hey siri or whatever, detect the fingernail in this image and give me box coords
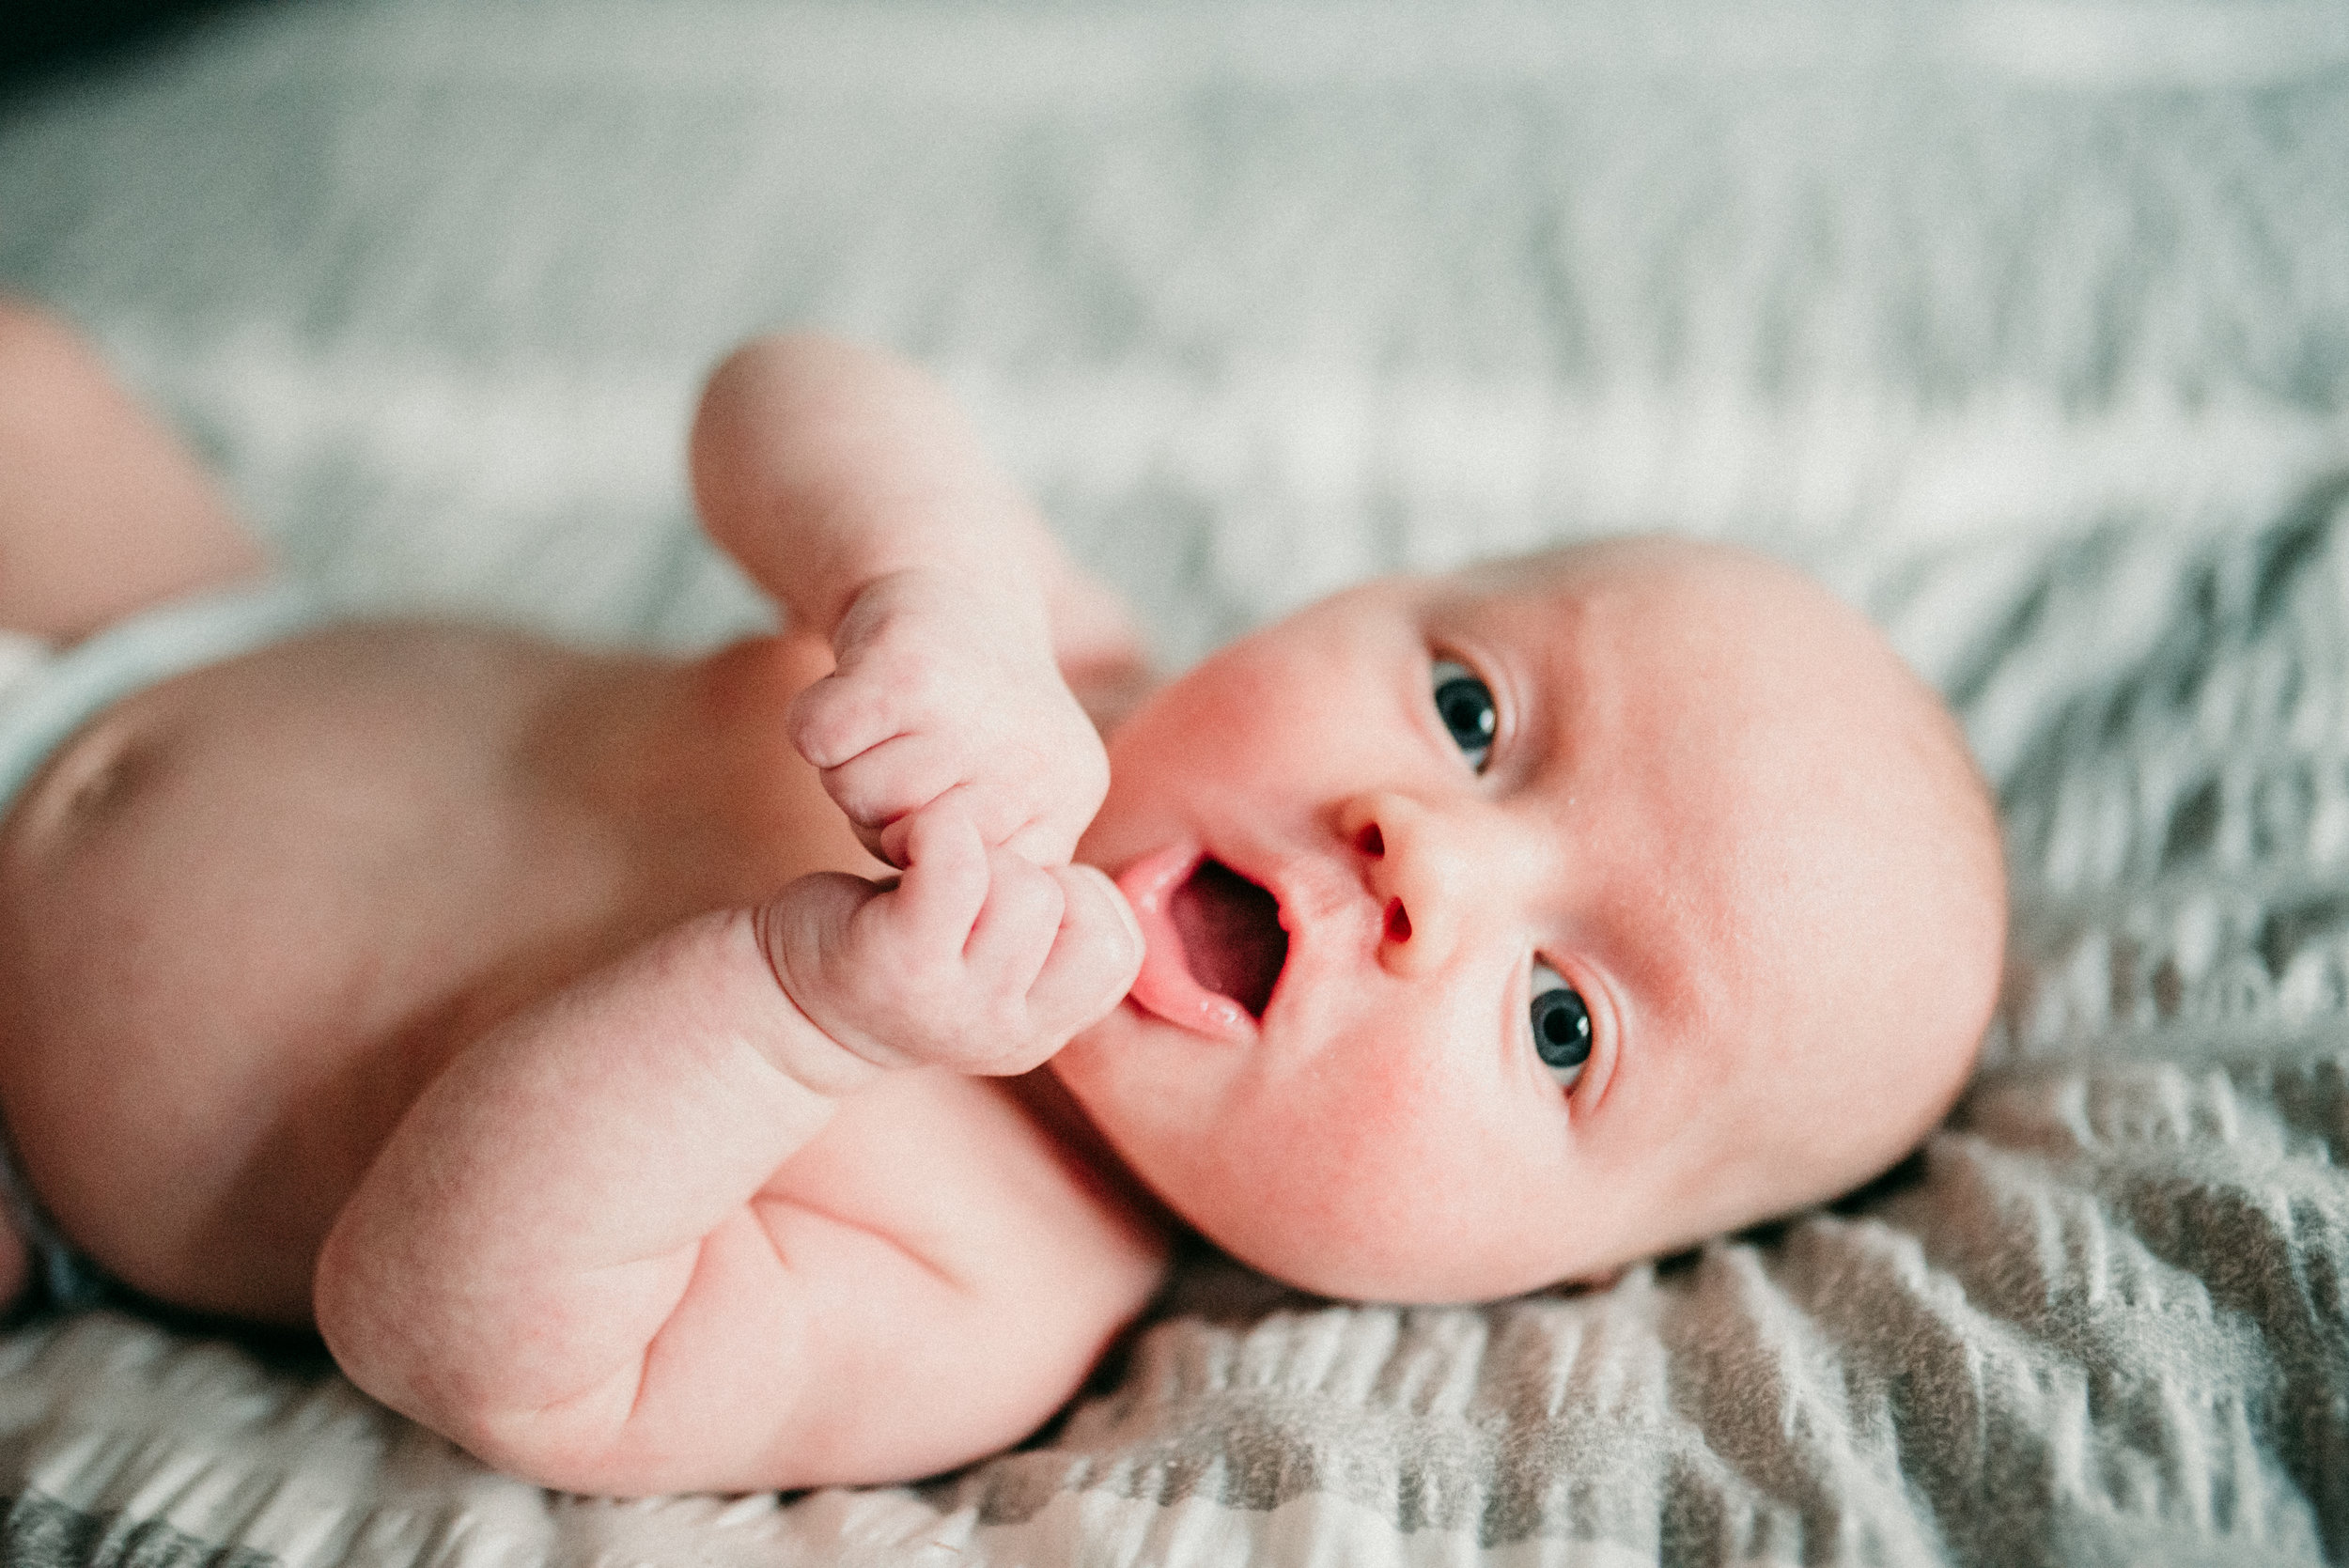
[1100,870,1144,968]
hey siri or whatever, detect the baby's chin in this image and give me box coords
[1202,1204,1618,1305]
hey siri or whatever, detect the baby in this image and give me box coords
[0,302,2005,1495]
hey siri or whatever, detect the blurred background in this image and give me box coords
[3,0,2346,697]
[2,1,257,92]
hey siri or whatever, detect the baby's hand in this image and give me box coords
[758,802,1142,1076]
[792,566,1109,869]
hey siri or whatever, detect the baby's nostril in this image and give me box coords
[1357,824,1385,858]
[1385,899,1411,941]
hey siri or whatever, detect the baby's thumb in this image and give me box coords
[754,871,896,1063]
[1027,864,1143,1040]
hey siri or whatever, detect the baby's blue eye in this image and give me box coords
[1531,960,1590,1089]
[1431,660,1496,772]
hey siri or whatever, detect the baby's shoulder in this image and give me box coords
[762,1067,1170,1328]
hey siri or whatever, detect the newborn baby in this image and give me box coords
[0,302,2005,1495]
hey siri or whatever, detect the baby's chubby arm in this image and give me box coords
[321,337,1151,1492]
[692,333,1129,867]
[690,334,1145,1077]
[317,803,1141,1494]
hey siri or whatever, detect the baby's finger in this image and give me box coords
[867,802,989,961]
[960,850,1068,999]
[755,869,903,1064]
[787,671,903,771]
[988,724,1110,868]
[997,811,1086,875]
[871,783,995,867]
[1021,864,1145,1042]
[874,801,938,869]
[817,734,967,844]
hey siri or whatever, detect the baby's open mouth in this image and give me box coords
[1116,846,1290,1040]
[1168,858,1287,1020]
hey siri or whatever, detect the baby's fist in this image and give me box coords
[788,567,1109,870]
[757,805,1142,1078]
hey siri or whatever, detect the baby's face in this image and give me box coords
[1055,538,2002,1302]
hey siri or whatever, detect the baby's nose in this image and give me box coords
[1340,793,1473,979]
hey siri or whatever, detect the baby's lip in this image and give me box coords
[1116,844,1260,1045]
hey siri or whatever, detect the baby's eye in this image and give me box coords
[1530,959,1591,1089]
[1431,659,1497,773]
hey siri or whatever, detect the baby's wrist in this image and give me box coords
[855,558,1053,653]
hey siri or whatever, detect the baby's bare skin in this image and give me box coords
[0,316,1168,1488]
[1,619,1167,1484]
[0,304,2006,1496]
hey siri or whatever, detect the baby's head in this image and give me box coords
[1056,536,2005,1302]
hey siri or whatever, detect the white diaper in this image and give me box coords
[0,581,331,827]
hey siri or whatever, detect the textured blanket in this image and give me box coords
[2,1,2347,1562]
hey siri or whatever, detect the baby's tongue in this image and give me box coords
[1168,860,1287,1019]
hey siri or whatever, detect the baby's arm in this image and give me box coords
[692,334,1133,865]
[317,806,1142,1494]
[0,299,265,639]
[323,337,1150,1492]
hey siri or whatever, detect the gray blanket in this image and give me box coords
[2,1,2346,1561]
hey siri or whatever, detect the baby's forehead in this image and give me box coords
[1438,542,1874,679]
[1444,538,1791,613]
[1425,548,1771,690]
[1434,542,1929,895]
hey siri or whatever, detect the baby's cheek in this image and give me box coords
[1062,1008,1566,1299]
[1187,1041,1506,1291]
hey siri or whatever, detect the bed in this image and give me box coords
[3,1,2347,1561]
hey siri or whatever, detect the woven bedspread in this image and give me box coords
[2,2,2347,1562]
